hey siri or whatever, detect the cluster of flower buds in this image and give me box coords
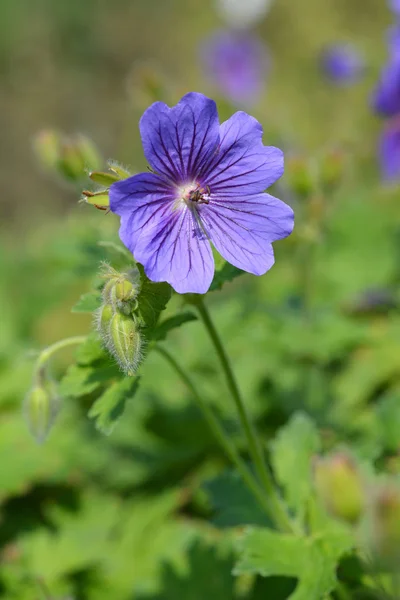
[33,129,102,184]
[313,452,364,524]
[24,367,60,444]
[96,266,143,376]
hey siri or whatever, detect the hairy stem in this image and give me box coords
[155,344,275,518]
[195,297,292,532]
[35,336,87,374]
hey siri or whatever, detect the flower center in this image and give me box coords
[176,182,211,209]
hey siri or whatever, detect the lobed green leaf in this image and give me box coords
[88,376,140,435]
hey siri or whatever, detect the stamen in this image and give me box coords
[175,182,211,209]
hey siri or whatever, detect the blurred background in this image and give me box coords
[1,0,400,598]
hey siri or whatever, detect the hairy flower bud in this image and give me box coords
[96,303,114,347]
[314,453,364,524]
[109,313,142,376]
[100,266,140,316]
[24,376,60,444]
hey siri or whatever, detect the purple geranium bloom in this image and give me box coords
[109,92,293,294]
[201,31,268,106]
[372,57,400,117]
[379,117,400,181]
[321,44,365,84]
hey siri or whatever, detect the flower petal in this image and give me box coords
[139,92,220,182]
[200,192,294,275]
[202,111,283,195]
[109,172,175,254]
[379,120,400,182]
[134,206,215,294]
[372,59,400,118]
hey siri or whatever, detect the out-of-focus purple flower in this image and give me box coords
[372,58,400,117]
[388,24,400,58]
[201,31,268,106]
[109,92,293,294]
[389,0,400,16]
[321,44,365,84]
[379,117,400,181]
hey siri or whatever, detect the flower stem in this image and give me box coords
[35,336,87,374]
[195,297,292,532]
[155,344,275,519]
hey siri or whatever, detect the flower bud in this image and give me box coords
[101,267,140,315]
[24,377,60,444]
[320,148,346,192]
[109,313,142,376]
[365,484,400,568]
[314,453,364,524]
[285,155,316,198]
[96,303,114,347]
[33,129,61,170]
[58,134,101,182]
[33,129,102,184]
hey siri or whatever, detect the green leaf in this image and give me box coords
[204,470,270,528]
[270,413,320,523]
[210,255,244,292]
[59,363,118,398]
[71,291,102,313]
[136,264,172,332]
[235,527,352,600]
[234,529,305,579]
[376,392,400,452]
[136,540,237,600]
[152,312,197,342]
[75,334,107,365]
[88,376,140,434]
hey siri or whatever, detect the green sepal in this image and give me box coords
[89,171,119,186]
[107,160,132,179]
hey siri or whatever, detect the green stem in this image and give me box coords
[195,297,292,532]
[155,345,274,518]
[35,336,87,374]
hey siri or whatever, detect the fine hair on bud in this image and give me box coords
[109,312,143,376]
[100,263,141,309]
[95,303,114,351]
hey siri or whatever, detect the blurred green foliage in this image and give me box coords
[1,0,400,598]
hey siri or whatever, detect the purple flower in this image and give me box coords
[321,44,365,84]
[388,24,400,58]
[389,0,400,15]
[201,31,268,106]
[109,93,293,294]
[372,57,400,117]
[379,117,400,181]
